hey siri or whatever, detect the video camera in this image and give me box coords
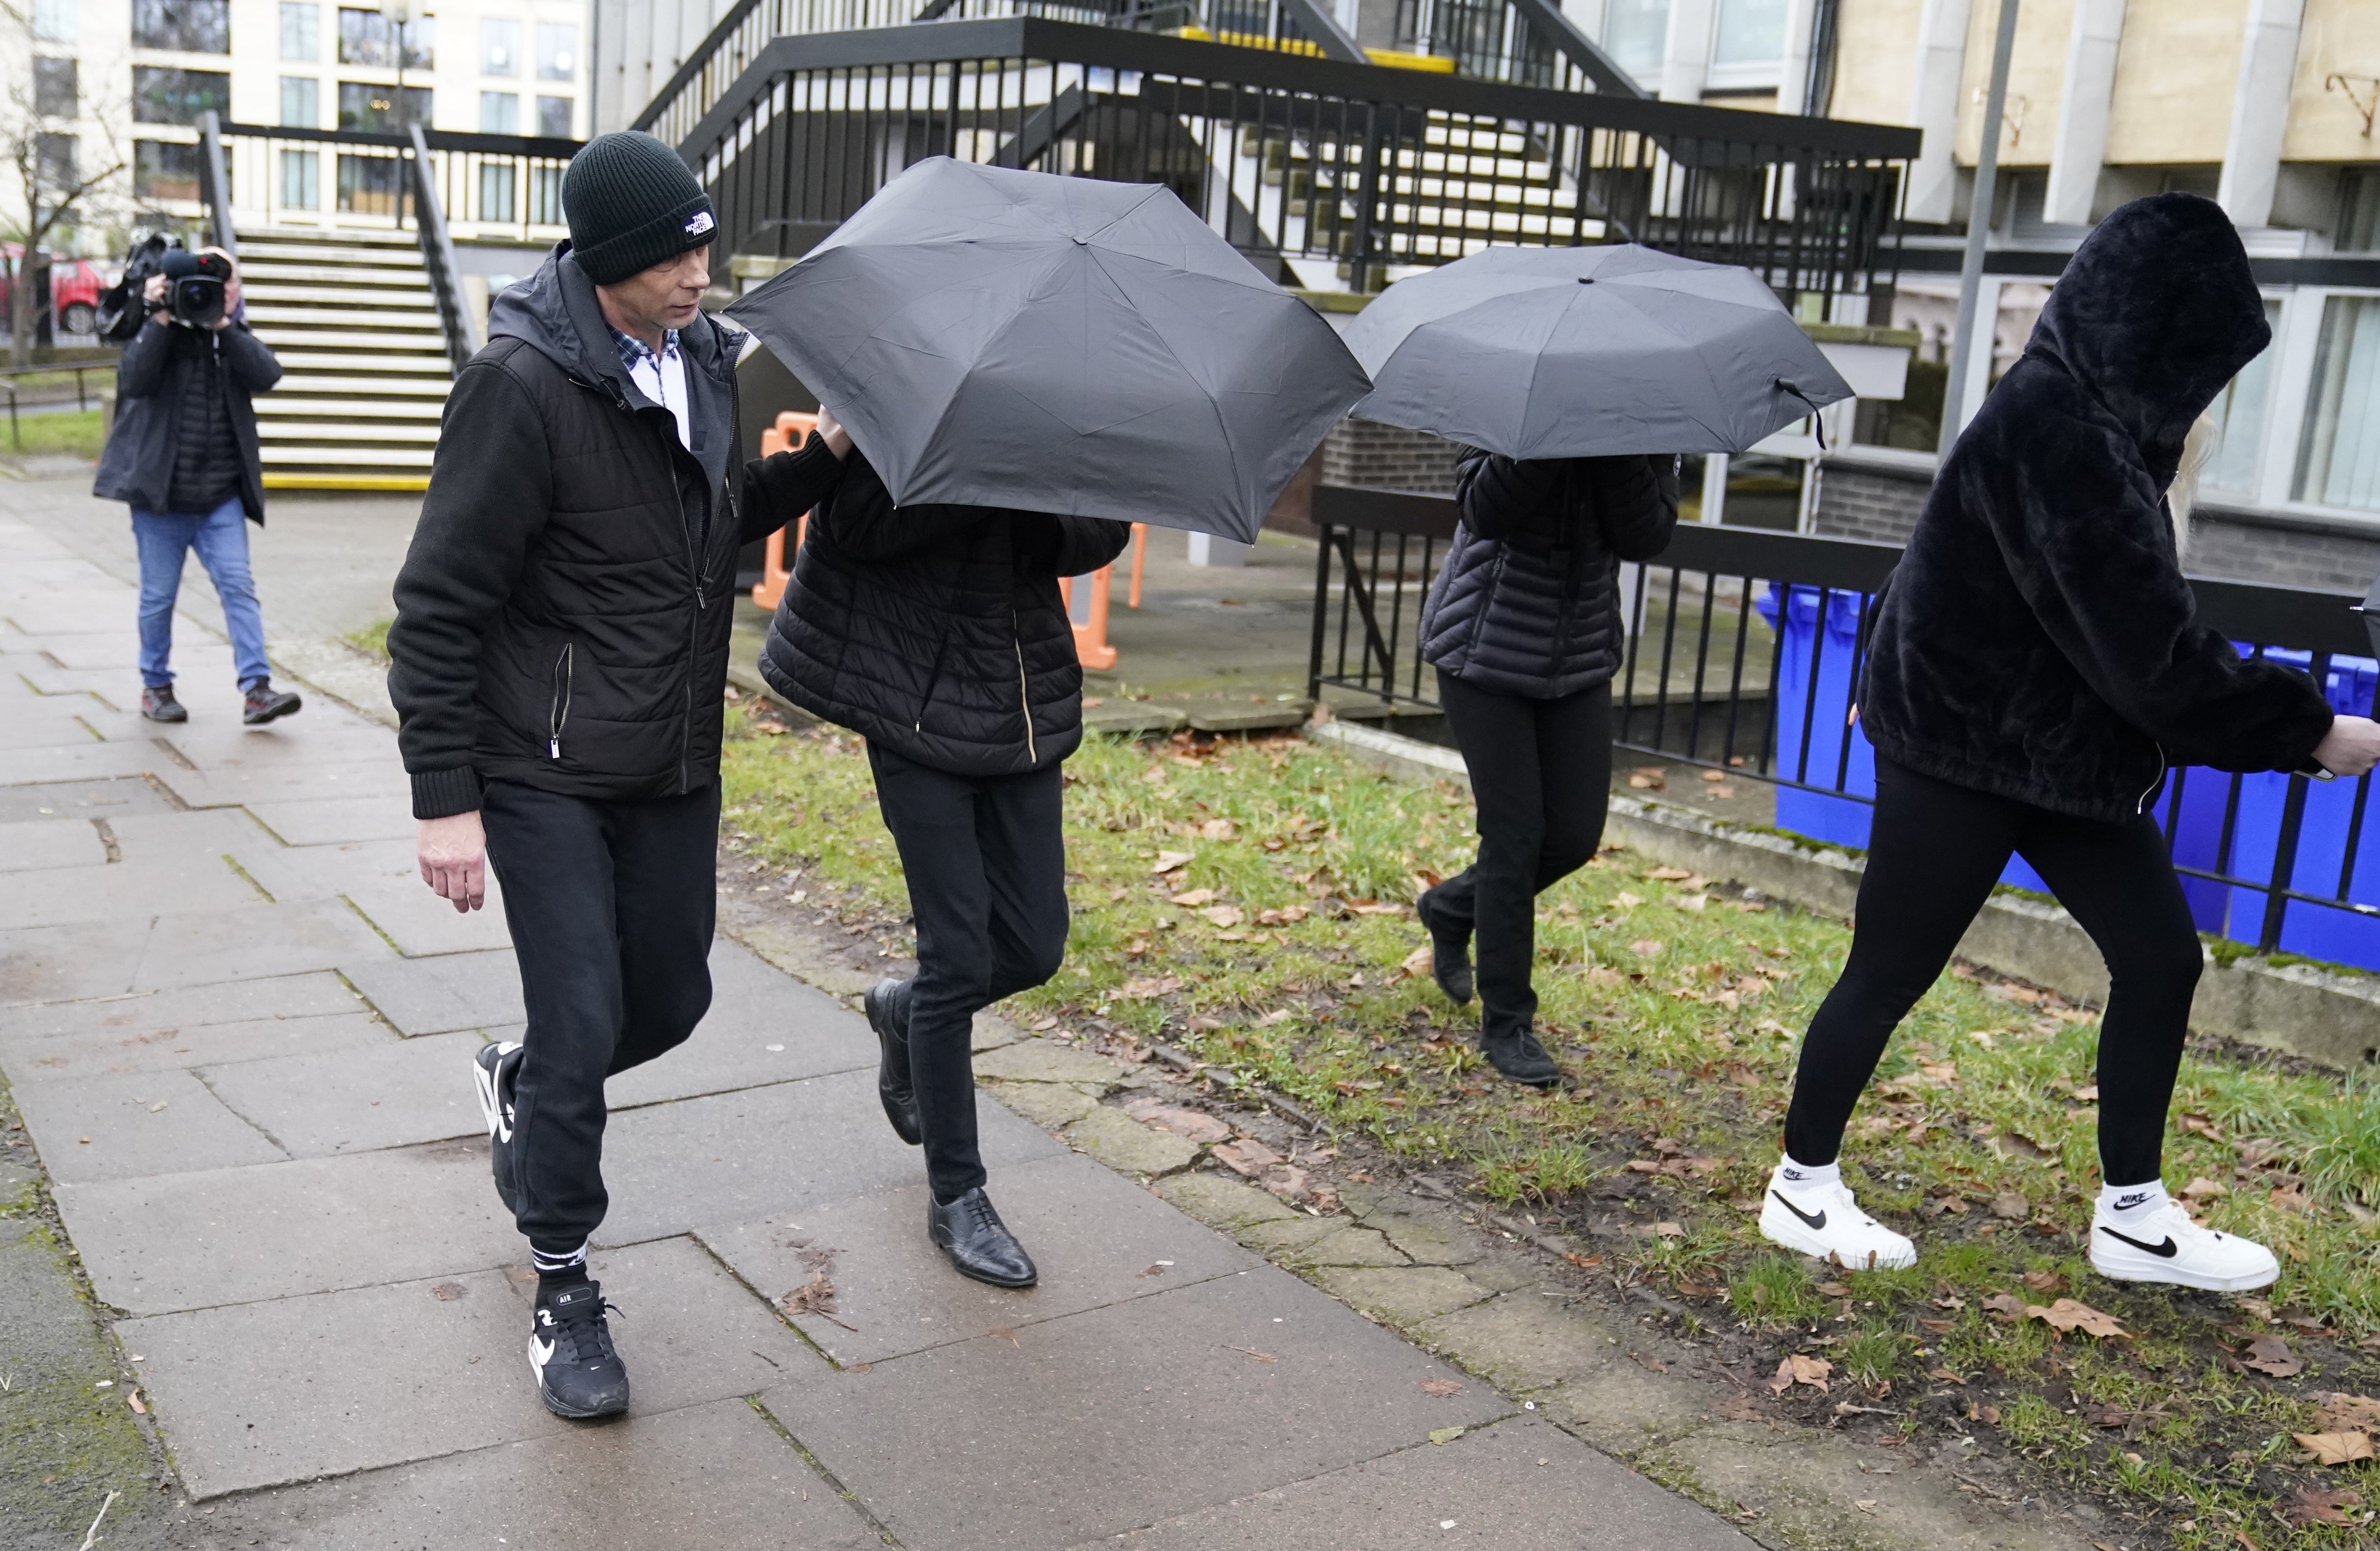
[93,235,234,339]
[160,248,232,329]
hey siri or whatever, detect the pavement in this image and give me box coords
[0,479,1765,1547]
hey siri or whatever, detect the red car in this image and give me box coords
[1,245,111,335]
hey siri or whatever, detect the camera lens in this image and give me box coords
[172,275,225,328]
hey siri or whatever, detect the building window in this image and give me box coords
[34,57,78,119]
[535,22,576,81]
[131,0,229,52]
[279,0,318,60]
[2341,171,2380,255]
[1711,0,1786,66]
[336,152,409,215]
[33,0,76,44]
[338,7,432,68]
[280,75,319,128]
[2200,299,2283,497]
[481,17,519,75]
[528,164,563,224]
[480,161,515,221]
[1603,0,1668,79]
[536,95,571,138]
[480,91,517,133]
[36,132,79,187]
[338,80,431,131]
[134,139,203,200]
[133,67,231,126]
[280,147,319,207]
[2295,295,2380,514]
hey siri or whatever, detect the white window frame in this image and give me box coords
[2256,285,2380,527]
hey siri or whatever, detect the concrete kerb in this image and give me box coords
[1310,719,2380,1072]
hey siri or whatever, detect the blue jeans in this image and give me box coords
[131,499,269,688]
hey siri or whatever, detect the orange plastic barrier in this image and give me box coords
[1058,523,1148,673]
[750,410,820,610]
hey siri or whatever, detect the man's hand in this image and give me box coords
[142,273,167,310]
[816,407,852,459]
[2314,716,2380,778]
[212,269,243,331]
[418,811,488,912]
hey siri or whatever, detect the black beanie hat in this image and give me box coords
[562,132,718,285]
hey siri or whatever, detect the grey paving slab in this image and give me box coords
[133,898,396,991]
[605,938,875,1108]
[12,1065,289,1183]
[120,1236,825,1499]
[1079,1417,1757,1550]
[93,805,280,866]
[0,856,265,932]
[222,836,416,903]
[0,739,170,786]
[243,792,417,845]
[341,948,524,1035]
[187,1397,882,1549]
[762,1263,1509,1550]
[0,703,113,749]
[152,758,411,809]
[597,1068,1065,1247]
[0,774,179,824]
[153,723,398,773]
[699,1150,1258,1366]
[55,1138,517,1314]
[0,969,361,1041]
[1,1010,386,1082]
[201,1030,489,1157]
[339,870,517,956]
[37,633,142,670]
[0,916,150,1002]
[0,817,108,870]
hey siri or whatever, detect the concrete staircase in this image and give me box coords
[238,228,453,492]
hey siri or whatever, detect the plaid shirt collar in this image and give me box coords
[610,325,680,375]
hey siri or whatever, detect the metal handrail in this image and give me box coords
[408,123,484,373]
[198,112,238,258]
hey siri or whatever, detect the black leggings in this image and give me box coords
[1431,671,1614,1040]
[1782,757,2202,1186]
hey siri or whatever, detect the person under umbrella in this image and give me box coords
[736,159,1367,1284]
[1347,244,1847,1086]
[1760,194,2380,1287]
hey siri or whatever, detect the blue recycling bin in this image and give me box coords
[1756,583,2050,891]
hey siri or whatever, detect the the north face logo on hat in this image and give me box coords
[684,209,715,237]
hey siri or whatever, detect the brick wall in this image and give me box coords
[1812,463,1927,545]
[1319,417,1461,495]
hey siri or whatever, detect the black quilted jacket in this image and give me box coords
[1859,193,2334,823]
[1418,449,1679,698]
[757,449,1131,776]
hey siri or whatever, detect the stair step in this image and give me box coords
[245,304,443,327]
[257,418,441,438]
[262,446,436,467]
[239,265,433,289]
[268,351,454,374]
[255,397,446,419]
[243,227,423,246]
[253,328,450,352]
[239,240,426,266]
[271,374,455,397]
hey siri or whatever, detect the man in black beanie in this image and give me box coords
[386,130,849,1420]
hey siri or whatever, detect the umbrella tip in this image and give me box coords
[1577,276,1595,284]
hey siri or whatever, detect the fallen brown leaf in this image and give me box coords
[2020,1269,2065,1294]
[1223,1345,1279,1363]
[1927,1366,1967,1385]
[1768,1354,1832,1395]
[1201,905,1245,929]
[2282,1484,2367,1525]
[1647,866,1694,881]
[2243,1334,2304,1377]
[1150,850,1193,874]
[1420,1379,1463,1397]
[1989,1192,2029,1221]
[1169,887,1217,907]
[126,1388,145,1415]
[2295,1430,2376,1466]
[1399,944,1436,978]
[2031,1299,2130,1340]
[1118,974,1185,1000]
[2315,1393,2380,1433]
[1628,939,1663,957]
[1981,1293,2028,1322]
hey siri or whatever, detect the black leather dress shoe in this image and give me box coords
[1415,888,1474,1005]
[864,978,921,1146]
[928,1187,1038,1288]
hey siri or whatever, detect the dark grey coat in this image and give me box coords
[93,315,280,521]
[1419,449,1679,699]
[1859,194,2335,823]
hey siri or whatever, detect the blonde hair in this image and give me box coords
[2164,413,2218,560]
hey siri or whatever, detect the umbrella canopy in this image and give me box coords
[727,157,1372,542]
[1341,244,1853,461]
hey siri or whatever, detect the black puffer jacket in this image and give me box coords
[758,449,1131,776]
[1419,449,1679,698]
[388,244,844,819]
[94,315,280,522]
[1860,193,2334,824]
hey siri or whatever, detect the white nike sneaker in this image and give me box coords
[2090,1199,2278,1292]
[1757,1165,1917,1271]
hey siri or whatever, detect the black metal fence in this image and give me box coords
[1308,484,2380,966]
[653,17,1913,296]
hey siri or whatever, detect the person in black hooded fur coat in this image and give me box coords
[1756,194,2380,1292]
[1412,449,1678,1087]
[753,437,1129,1290]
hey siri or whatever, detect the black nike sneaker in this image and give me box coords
[472,1040,524,1215]
[529,1279,629,1419]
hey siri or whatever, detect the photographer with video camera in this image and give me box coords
[93,243,302,725]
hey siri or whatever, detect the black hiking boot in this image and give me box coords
[864,978,921,1146]
[528,1278,629,1419]
[928,1187,1038,1288]
[241,678,302,725]
[141,685,186,723]
[1415,887,1474,1005]
[1481,1027,1562,1087]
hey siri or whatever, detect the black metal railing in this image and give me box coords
[661,18,1913,294]
[408,124,484,371]
[1309,486,2380,965]
[213,122,581,246]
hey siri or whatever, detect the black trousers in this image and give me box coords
[1783,757,2202,1186]
[868,744,1069,1202]
[482,778,720,1257]
[1432,671,1615,1040]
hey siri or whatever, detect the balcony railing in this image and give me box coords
[1310,487,2380,968]
[660,17,1913,296]
[211,122,581,246]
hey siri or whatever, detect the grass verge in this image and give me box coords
[2,408,105,460]
[721,709,2380,1546]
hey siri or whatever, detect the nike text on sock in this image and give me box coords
[2099,1180,2167,1216]
[532,1242,589,1276]
[1776,1156,1840,1195]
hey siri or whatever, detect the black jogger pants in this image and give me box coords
[867,743,1069,1202]
[1781,757,2203,1187]
[482,778,720,1258]
[1430,671,1616,1041]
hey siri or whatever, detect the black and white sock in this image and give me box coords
[533,1241,589,1289]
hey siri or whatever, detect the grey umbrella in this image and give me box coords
[726,158,1372,542]
[1341,244,1853,461]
